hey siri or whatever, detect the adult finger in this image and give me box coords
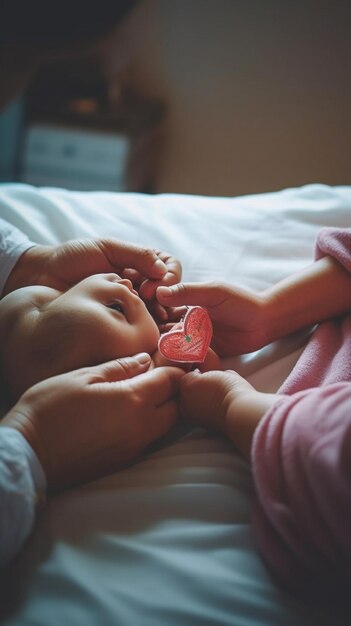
[157,282,222,308]
[88,353,152,384]
[178,370,206,421]
[126,366,185,406]
[98,239,167,279]
[142,401,180,447]
[179,368,205,396]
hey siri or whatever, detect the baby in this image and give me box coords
[0,273,219,400]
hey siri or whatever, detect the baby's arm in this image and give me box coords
[180,369,351,596]
[261,228,351,344]
[157,228,351,356]
[179,369,280,459]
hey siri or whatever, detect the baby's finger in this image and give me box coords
[158,322,178,334]
[163,306,187,322]
[156,250,182,284]
[157,305,186,332]
[151,301,169,322]
[145,299,168,322]
[120,268,144,287]
[138,274,170,301]
[139,254,181,301]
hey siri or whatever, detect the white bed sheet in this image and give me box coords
[0,183,350,625]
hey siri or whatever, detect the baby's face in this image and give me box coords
[53,273,160,364]
[2,273,160,398]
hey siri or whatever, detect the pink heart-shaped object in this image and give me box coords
[158,306,213,363]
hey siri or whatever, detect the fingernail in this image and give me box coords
[154,259,167,275]
[135,352,151,364]
[158,286,172,298]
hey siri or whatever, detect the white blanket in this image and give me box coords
[0,183,350,625]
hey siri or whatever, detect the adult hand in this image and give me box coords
[179,369,281,460]
[157,282,268,356]
[2,238,181,302]
[2,354,184,490]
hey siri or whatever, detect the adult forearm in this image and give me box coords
[0,218,36,297]
[2,246,48,296]
[261,256,351,343]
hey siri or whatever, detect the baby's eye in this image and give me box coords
[108,302,124,315]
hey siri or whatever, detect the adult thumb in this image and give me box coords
[89,353,151,384]
[157,282,215,307]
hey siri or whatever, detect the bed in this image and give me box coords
[0,182,350,625]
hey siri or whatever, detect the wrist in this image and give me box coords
[260,256,351,342]
[5,424,47,492]
[260,288,292,344]
[224,389,282,460]
[3,245,49,296]
[2,403,47,478]
[260,283,312,342]
[242,290,275,349]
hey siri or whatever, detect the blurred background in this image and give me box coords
[0,0,350,196]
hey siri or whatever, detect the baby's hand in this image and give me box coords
[136,251,182,321]
[179,370,250,433]
[179,370,282,459]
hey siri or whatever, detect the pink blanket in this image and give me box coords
[252,228,351,597]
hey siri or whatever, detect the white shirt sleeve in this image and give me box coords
[0,217,36,297]
[0,426,47,566]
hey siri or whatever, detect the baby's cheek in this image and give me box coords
[149,321,162,353]
[135,317,160,356]
[65,337,107,371]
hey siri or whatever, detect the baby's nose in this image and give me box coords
[118,278,136,294]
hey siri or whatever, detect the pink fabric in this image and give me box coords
[252,228,351,597]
